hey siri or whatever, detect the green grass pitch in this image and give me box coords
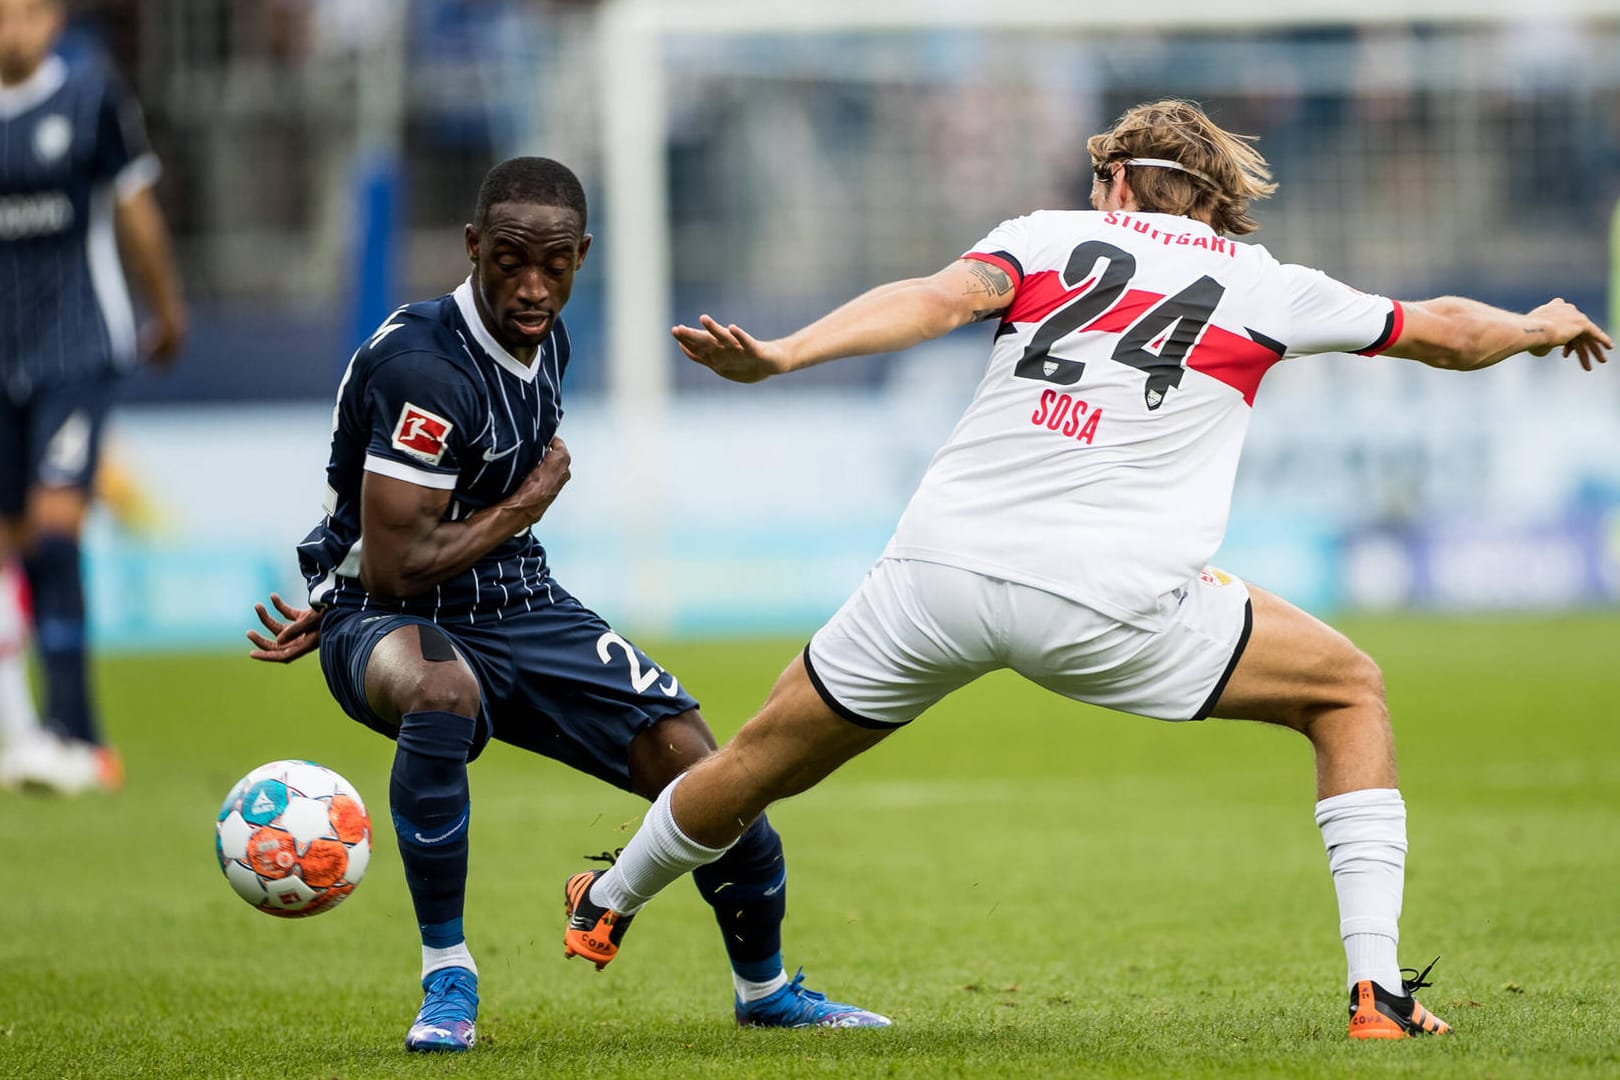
[1,613,1617,1078]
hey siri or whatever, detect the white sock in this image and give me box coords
[733,970,789,1003]
[0,563,40,745]
[0,651,41,744]
[1315,787,1406,993]
[422,942,477,980]
[594,776,734,914]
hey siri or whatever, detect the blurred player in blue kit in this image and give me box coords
[247,157,888,1051]
[0,0,186,793]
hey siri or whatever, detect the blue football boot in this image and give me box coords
[735,967,892,1029]
[405,966,479,1051]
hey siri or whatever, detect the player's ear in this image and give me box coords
[575,233,593,269]
[464,224,479,264]
[1113,171,1138,213]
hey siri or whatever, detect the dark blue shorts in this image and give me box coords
[0,373,118,516]
[317,580,701,790]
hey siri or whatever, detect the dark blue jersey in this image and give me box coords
[299,279,571,623]
[0,55,156,397]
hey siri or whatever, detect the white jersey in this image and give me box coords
[882,209,1403,630]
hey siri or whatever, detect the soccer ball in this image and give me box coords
[215,759,371,918]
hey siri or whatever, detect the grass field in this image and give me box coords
[2,613,1618,1079]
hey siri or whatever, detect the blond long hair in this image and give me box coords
[1085,100,1277,235]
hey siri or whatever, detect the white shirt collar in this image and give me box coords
[0,55,68,121]
[452,277,540,383]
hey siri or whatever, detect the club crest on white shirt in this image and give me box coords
[34,115,72,164]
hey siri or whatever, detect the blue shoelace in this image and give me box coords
[416,969,478,1026]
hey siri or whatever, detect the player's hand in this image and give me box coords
[508,436,572,524]
[672,315,789,383]
[247,592,321,663]
[141,305,187,370]
[1527,298,1612,371]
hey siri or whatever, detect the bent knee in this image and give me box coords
[1293,647,1386,731]
[369,657,480,721]
[628,710,717,797]
[407,665,481,717]
[1339,648,1386,713]
[364,626,481,721]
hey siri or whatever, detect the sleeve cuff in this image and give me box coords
[364,453,459,490]
[1356,300,1405,356]
[114,153,161,202]
[962,249,1025,287]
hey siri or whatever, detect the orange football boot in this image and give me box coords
[1348,958,1452,1039]
[563,870,635,970]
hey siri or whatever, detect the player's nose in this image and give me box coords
[513,267,548,304]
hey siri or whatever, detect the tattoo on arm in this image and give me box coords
[965,262,1015,321]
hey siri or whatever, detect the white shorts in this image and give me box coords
[804,558,1252,728]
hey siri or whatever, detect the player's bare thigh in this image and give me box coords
[671,654,894,848]
[363,624,482,726]
[0,486,91,553]
[1208,584,1395,797]
[27,484,90,537]
[1208,583,1384,728]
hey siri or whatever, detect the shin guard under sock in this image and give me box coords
[1316,787,1406,993]
[693,813,787,981]
[23,535,94,743]
[391,710,476,943]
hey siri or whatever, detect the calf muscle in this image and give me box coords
[670,655,892,848]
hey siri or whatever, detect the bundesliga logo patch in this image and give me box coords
[391,403,453,465]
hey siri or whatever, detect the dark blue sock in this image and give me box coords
[420,917,465,950]
[391,709,475,944]
[692,813,786,981]
[22,534,95,744]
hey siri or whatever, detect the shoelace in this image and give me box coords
[417,971,477,1026]
[584,848,623,867]
[781,967,828,1004]
[1400,956,1440,996]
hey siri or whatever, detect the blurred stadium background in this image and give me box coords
[69,0,1620,650]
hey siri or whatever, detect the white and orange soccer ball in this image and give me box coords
[215,760,371,918]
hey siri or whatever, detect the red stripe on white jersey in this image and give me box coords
[1003,270,1089,325]
[1186,326,1285,405]
[1080,289,1164,335]
[1004,279,1282,404]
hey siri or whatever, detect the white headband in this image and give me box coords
[1117,157,1216,186]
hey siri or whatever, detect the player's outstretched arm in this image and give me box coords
[246,593,321,663]
[359,436,572,601]
[1387,296,1612,372]
[673,257,1016,383]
